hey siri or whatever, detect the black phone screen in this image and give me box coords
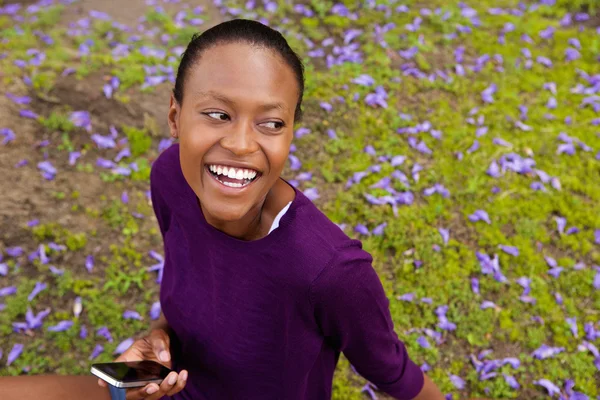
[94,361,172,383]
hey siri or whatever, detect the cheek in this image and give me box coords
[262,139,291,173]
[179,126,214,159]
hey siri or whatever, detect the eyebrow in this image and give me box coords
[194,90,288,113]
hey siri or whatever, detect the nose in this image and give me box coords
[219,118,259,156]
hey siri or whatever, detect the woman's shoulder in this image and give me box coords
[288,196,369,262]
[151,143,181,181]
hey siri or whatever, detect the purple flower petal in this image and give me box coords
[69,111,92,132]
[481,301,497,310]
[397,293,415,302]
[96,158,116,169]
[502,358,520,369]
[390,155,406,167]
[534,379,561,396]
[288,154,302,171]
[499,245,519,256]
[548,267,564,278]
[85,255,94,273]
[27,282,47,302]
[89,344,104,360]
[47,320,73,332]
[19,109,39,119]
[158,138,172,153]
[555,217,566,235]
[303,187,319,202]
[123,310,142,320]
[6,93,31,104]
[352,74,375,86]
[69,151,81,166]
[49,265,64,275]
[438,320,457,331]
[37,161,56,180]
[319,102,332,112]
[471,278,480,295]
[25,307,51,329]
[438,228,450,245]
[449,374,465,389]
[469,210,491,224]
[73,296,82,318]
[544,256,558,268]
[566,226,579,235]
[372,223,387,236]
[355,224,370,235]
[97,326,113,342]
[0,286,17,296]
[417,336,431,348]
[1,128,16,144]
[503,374,520,389]
[113,337,134,355]
[532,344,564,359]
[294,127,311,138]
[7,343,23,366]
[80,325,87,339]
[150,301,161,320]
[566,317,578,338]
[91,133,116,149]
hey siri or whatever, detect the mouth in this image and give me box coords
[205,163,262,189]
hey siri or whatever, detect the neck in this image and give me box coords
[199,194,270,241]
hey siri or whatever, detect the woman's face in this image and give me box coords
[168,42,298,223]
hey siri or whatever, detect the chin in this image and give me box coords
[203,202,250,223]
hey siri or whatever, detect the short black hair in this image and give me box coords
[173,19,305,121]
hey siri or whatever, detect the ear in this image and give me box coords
[168,94,180,139]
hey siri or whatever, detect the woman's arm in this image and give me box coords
[412,374,445,400]
[149,310,170,333]
[311,244,442,399]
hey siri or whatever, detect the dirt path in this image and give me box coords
[1,0,221,245]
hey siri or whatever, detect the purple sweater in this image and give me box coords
[151,144,424,400]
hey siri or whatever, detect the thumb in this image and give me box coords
[150,331,171,363]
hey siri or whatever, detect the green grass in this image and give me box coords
[1,0,599,398]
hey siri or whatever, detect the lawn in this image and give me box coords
[0,0,599,398]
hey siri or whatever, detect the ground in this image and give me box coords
[1,0,599,399]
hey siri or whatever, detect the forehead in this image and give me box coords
[185,42,298,107]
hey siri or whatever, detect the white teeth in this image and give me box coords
[207,165,259,182]
[222,181,242,188]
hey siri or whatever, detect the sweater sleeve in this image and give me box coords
[150,159,172,239]
[309,243,424,400]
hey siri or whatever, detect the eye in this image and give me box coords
[203,112,230,121]
[260,121,285,130]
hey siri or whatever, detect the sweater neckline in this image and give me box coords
[185,177,303,248]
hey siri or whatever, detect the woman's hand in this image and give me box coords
[97,329,188,399]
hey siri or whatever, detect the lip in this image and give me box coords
[204,165,261,194]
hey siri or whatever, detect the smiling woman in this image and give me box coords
[2,19,442,400]
[170,27,302,239]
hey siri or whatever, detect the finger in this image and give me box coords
[165,369,188,396]
[126,383,160,400]
[146,371,179,400]
[98,379,107,387]
[149,335,170,364]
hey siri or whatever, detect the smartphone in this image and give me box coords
[91,360,172,388]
